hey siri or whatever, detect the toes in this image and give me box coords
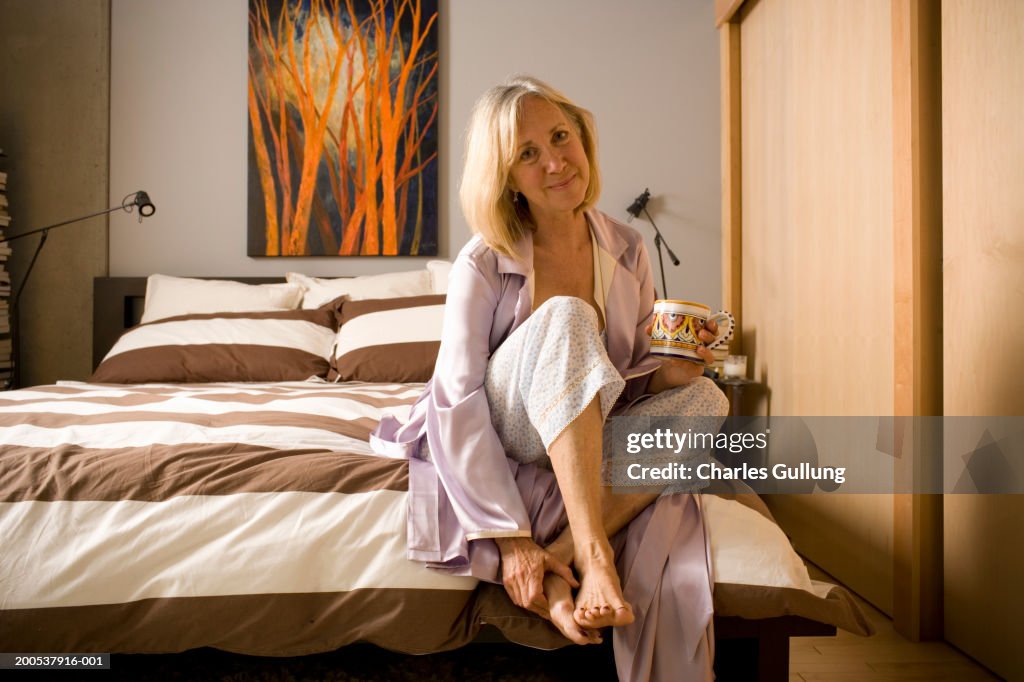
[574,603,635,628]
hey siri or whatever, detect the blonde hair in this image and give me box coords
[459,76,601,258]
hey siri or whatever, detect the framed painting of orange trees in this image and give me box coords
[247,0,438,256]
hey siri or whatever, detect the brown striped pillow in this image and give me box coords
[91,306,340,383]
[330,295,445,383]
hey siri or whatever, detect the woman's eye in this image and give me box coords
[554,130,570,143]
[519,148,537,162]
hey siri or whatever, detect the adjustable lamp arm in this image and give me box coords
[0,191,155,245]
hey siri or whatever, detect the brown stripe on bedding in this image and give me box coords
[90,345,329,383]
[331,341,441,383]
[0,445,409,502]
[0,409,379,438]
[0,587,479,656]
[195,389,417,408]
[339,294,446,321]
[1,382,421,397]
[713,582,875,636]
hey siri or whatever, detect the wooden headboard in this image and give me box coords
[92,277,285,369]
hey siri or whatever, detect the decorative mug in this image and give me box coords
[650,299,735,362]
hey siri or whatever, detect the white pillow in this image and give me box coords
[426,260,452,294]
[703,495,827,595]
[286,269,433,309]
[141,274,303,324]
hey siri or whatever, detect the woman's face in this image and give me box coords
[507,96,590,222]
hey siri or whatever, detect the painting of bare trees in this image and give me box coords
[247,0,438,256]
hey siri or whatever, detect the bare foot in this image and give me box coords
[544,574,602,645]
[573,538,634,628]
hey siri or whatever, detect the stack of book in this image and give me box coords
[0,149,11,388]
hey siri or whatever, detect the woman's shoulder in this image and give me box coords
[454,235,500,271]
[588,209,648,258]
[456,234,492,260]
[448,235,508,293]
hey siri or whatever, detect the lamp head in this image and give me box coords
[131,191,155,217]
[626,188,651,220]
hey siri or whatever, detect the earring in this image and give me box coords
[513,191,522,204]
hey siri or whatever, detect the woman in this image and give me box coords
[372,76,728,679]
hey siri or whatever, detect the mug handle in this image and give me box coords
[705,311,735,351]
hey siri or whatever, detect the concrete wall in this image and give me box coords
[0,0,110,386]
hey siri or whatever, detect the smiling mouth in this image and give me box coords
[548,174,576,190]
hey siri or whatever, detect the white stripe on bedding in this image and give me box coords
[104,318,336,358]
[38,380,425,397]
[0,423,377,454]
[334,305,445,356]
[0,490,475,610]
[0,395,415,422]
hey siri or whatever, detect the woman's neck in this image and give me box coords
[531,209,589,252]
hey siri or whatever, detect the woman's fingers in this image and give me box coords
[545,554,579,588]
[698,318,718,345]
[529,593,550,614]
[696,344,715,364]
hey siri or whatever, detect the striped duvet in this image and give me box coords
[0,381,512,655]
[0,380,871,655]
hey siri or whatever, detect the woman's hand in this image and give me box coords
[645,318,718,394]
[494,537,578,612]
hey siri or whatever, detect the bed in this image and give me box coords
[0,273,873,681]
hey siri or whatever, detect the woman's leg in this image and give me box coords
[484,297,631,629]
[547,395,636,628]
[546,377,729,628]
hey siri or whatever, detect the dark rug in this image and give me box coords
[104,642,619,681]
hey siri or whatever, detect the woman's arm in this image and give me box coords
[621,234,719,397]
[425,245,535,541]
[645,319,719,394]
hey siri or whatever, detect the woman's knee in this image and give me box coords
[532,296,599,329]
[656,376,729,417]
[692,376,730,417]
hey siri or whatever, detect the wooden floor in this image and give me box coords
[791,564,1002,681]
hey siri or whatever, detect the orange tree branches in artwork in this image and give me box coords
[340,0,437,255]
[248,2,282,255]
[250,0,437,256]
[250,0,348,255]
[283,0,348,255]
[250,0,305,254]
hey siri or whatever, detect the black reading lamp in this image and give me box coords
[0,191,156,388]
[626,188,680,300]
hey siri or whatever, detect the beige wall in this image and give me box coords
[0,0,723,384]
[736,0,896,614]
[0,0,110,386]
[941,1,1024,678]
[108,0,723,306]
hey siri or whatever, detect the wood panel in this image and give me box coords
[0,1,111,385]
[890,0,944,641]
[720,20,743,351]
[737,0,896,614]
[941,0,1024,678]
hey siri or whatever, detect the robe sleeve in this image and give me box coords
[621,237,660,403]
[423,249,533,541]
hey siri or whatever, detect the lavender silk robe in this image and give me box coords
[371,210,714,680]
